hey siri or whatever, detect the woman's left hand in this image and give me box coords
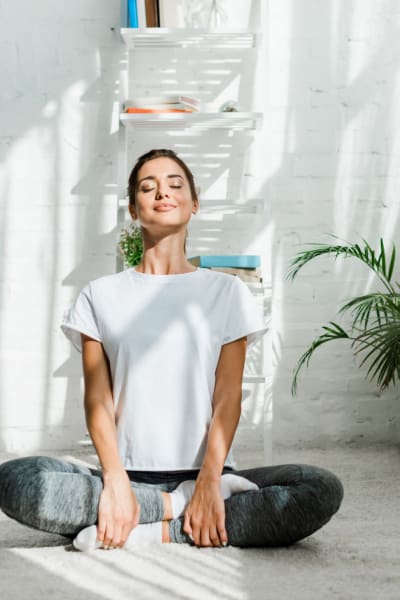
[183,475,228,547]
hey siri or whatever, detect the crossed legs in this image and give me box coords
[0,456,344,548]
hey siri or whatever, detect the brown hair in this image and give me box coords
[127,148,199,255]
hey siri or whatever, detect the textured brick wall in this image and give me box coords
[0,1,122,451]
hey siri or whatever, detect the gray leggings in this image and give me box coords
[0,456,344,547]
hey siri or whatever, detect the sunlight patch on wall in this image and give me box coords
[382,74,400,245]
[347,0,375,84]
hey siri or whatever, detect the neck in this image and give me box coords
[134,256,196,275]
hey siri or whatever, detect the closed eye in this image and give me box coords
[140,184,182,192]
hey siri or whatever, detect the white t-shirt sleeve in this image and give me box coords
[60,283,102,353]
[222,275,268,349]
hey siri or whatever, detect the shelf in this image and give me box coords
[120,27,261,50]
[120,111,262,131]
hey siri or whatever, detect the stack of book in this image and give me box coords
[188,255,262,283]
[122,95,201,114]
[127,0,159,27]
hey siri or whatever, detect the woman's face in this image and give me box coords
[130,157,198,231]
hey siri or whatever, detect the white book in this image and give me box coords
[136,0,147,27]
[123,95,202,111]
[159,0,186,27]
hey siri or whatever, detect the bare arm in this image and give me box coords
[81,333,124,475]
[81,333,140,547]
[183,336,247,547]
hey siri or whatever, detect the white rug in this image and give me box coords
[1,444,399,600]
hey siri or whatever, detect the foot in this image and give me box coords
[73,521,164,552]
[169,473,259,518]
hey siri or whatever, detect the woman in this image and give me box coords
[0,149,344,550]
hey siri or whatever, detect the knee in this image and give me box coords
[0,457,67,530]
[0,456,51,485]
[299,464,344,521]
[0,457,32,499]
[0,456,61,510]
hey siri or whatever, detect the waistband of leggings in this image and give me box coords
[126,465,234,484]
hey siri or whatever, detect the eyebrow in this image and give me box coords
[138,174,184,185]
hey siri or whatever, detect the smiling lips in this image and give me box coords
[154,203,177,211]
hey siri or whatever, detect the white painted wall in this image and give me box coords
[0,0,398,453]
[0,1,122,452]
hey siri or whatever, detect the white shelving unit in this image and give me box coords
[120,27,261,49]
[118,24,270,464]
[117,27,264,223]
[120,110,263,131]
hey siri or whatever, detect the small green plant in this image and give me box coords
[288,236,400,395]
[118,222,143,268]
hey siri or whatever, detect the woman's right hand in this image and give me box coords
[97,471,141,548]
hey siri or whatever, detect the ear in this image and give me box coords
[129,205,137,221]
[192,198,200,214]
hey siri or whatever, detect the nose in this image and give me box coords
[155,181,170,200]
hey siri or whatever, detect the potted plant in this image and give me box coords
[288,237,400,395]
[118,222,143,268]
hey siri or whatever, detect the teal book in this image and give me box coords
[128,0,138,27]
[188,255,261,269]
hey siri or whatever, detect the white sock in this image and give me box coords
[170,480,196,519]
[220,473,259,499]
[73,521,163,552]
[170,473,259,518]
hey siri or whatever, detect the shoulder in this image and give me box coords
[88,269,127,287]
[199,268,238,287]
[200,269,248,297]
[84,270,129,298]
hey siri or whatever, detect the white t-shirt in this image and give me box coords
[60,267,268,471]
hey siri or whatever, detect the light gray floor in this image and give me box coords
[0,442,399,600]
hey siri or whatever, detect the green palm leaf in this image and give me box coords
[288,237,397,295]
[291,322,350,395]
[387,244,396,281]
[353,320,400,389]
[338,293,400,329]
[288,236,400,395]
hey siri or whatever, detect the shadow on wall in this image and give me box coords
[263,0,400,445]
[0,3,123,452]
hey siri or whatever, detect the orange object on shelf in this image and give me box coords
[125,108,194,114]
